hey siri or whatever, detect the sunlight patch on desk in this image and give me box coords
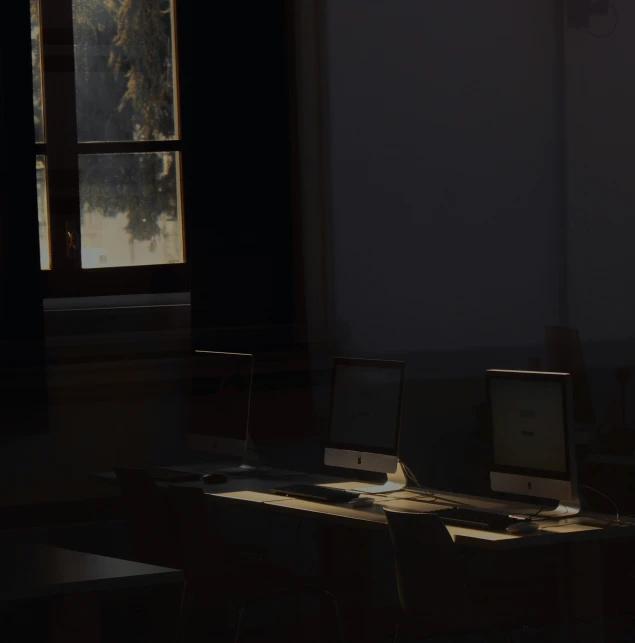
[208,490,286,503]
[378,498,442,512]
[541,523,602,533]
[267,497,387,523]
[317,481,369,490]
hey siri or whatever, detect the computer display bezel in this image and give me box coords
[326,357,405,457]
[188,350,255,457]
[486,369,573,482]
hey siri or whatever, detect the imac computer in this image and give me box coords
[487,369,578,510]
[187,350,254,457]
[324,358,405,489]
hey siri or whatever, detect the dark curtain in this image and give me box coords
[0,2,48,435]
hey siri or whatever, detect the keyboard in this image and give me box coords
[147,468,203,483]
[431,507,521,531]
[270,484,360,504]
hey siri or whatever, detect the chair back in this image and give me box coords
[115,468,181,569]
[166,484,229,581]
[383,508,461,619]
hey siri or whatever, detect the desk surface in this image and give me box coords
[94,463,635,551]
[0,544,183,602]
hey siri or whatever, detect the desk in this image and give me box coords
[1,544,183,642]
[96,463,635,641]
[98,465,632,548]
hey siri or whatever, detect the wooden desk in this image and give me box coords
[95,463,634,542]
[191,480,631,548]
[96,464,635,641]
[1,544,183,642]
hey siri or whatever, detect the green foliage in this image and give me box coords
[30,0,43,141]
[71,0,178,246]
[109,0,175,141]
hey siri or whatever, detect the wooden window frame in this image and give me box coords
[36,0,189,298]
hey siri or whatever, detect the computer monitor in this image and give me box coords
[324,358,405,474]
[187,350,254,457]
[487,369,577,503]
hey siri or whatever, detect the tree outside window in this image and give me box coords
[31,0,185,289]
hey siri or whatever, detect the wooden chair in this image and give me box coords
[383,507,555,642]
[114,468,186,642]
[114,467,181,569]
[167,484,345,643]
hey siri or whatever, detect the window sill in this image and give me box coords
[43,292,190,312]
[43,292,192,360]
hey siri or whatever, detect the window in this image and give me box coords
[31,0,187,297]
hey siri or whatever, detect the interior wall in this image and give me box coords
[324,0,562,358]
[566,1,635,343]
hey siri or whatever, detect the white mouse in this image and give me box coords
[350,497,375,508]
[506,521,539,534]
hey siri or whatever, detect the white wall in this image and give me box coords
[566,1,635,342]
[325,0,562,356]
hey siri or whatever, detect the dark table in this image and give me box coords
[1,544,183,642]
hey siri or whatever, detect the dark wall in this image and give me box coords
[324,0,562,357]
[323,1,635,365]
[186,1,296,344]
[566,2,635,342]
[186,3,323,457]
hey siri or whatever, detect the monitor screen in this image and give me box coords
[190,351,253,442]
[328,359,404,453]
[490,376,567,474]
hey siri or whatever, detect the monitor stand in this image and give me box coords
[353,460,408,494]
[216,436,261,477]
[509,497,581,519]
[538,498,581,518]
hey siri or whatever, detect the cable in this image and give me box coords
[579,484,620,524]
[399,460,474,507]
[401,461,440,500]
[586,1,618,38]
[526,506,546,521]
[401,461,420,487]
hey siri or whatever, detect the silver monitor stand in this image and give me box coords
[352,459,408,494]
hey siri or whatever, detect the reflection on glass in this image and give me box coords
[30,0,44,142]
[78,152,184,269]
[36,156,50,270]
[72,0,177,142]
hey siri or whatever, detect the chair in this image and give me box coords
[115,468,186,642]
[167,484,345,643]
[115,467,181,569]
[383,508,555,642]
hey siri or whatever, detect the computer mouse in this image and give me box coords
[350,497,375,508]
[506,521,539,534]
[201,473,228,485]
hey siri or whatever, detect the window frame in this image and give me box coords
[35,0,189,298]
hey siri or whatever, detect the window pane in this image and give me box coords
[72,0,178,142]
[30,0,44,142]
[78,152,184,269]
[36,156,51,270]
